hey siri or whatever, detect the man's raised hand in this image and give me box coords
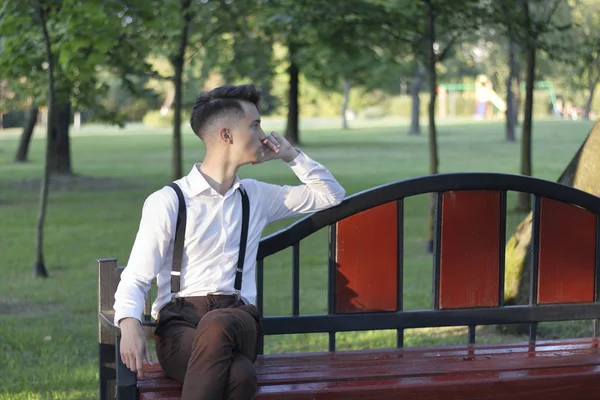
[256,132,299,164]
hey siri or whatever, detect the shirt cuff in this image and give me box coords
[285,149,310,169]
[114,310,143,328]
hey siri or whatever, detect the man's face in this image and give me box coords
[229,101,266,164]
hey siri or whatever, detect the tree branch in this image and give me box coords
[544,0,564,26]
[437,36,457,62]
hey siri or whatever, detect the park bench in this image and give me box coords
[98,172,600,399]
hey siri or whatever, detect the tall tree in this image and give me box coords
[382,0,482,252]
[409,66,425,135]
[171,0,192,181]
[141,0,266,178]
[505,36,519,142]
[34,0,55,278]
[263,0,403,143]
[491,0,573,211]
[14,103,39,163]
[285,41,300,144]
[518,0,536,211]
[569,0,600,120]
[0,0,155,174]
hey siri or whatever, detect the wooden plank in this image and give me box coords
[255,347,600,385]
[254,337,597,365]
[538,198,596,304]
[335,201,398,313]
[140,392,182,400]
[254,344,600,375]
[97,258,123,400]
[138,377,181,393]
[138,364,600,400]
[439,191,501,309]
[136,339,600,400]
[137,339,600,387]
[98,258,122,345]
[254,365,600,400]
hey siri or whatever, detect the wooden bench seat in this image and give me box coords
[136,338,600,399]
[98,172,600,400]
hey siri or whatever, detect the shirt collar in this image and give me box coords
[186,163,242,197]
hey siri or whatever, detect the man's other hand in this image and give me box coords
[119,317,154,378]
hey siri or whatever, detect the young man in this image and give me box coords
[113,83,345,400]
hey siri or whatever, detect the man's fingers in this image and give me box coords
[121,352,130,371]
[262,140,279,153]
[145,345,154,365]
[136,353,144,377]
[123,354,136,373]
[270,131,283,141]
[268,132,281,147]
[262,136,279,153]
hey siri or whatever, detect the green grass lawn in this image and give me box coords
[0,117,596,399]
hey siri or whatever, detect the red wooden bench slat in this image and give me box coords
[255,364,600,400]
[138,377,181,393]
[141,364,600,400]
[538,198,597,304]
[253,337,597,365]
[439,191,501,309]
[255,346,600,385]
[140,392,182,400]
[335,201,398,313]
[137,339,600,397]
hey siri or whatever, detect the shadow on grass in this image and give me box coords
[7,174,147,192]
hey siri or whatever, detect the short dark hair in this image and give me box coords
[189,84,261,139]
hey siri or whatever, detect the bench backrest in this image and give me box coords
[98,172,600,353]
[255,172,600,353]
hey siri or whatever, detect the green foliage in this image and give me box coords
[0,0,158,124]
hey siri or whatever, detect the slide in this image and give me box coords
[489,90,507,112]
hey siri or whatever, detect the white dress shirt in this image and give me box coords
[113,150,345,324]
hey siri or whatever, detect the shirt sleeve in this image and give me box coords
[113,188,177,326]
[258,150,346,224]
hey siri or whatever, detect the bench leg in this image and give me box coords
[99,343,116,400]
[115,333,138,400]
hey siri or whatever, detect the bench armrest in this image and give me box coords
[99,311,120,334]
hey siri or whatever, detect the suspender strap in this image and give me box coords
[234,187,250,291]
[166,182,250,294]
[167,183,186,294]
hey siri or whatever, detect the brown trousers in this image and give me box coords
[154,295,261,400]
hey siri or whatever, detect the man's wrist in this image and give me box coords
[282,148,300,163]
[119,317,141,329]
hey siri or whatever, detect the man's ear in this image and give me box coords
[219,127,232,143]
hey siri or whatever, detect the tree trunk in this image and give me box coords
[285,43,300,146]
[515,72,522,127]
[503,120,600,334]
[505,39,517,142]
[516,1,535,212]
[14,105,39,163]
[583,74,599,121]
[409,65,424,135]
[35,0,51,278]
[172,62,184,181]
[425,0,439,254]
[341,80,351,130]
[47,101,72,175]
[171,0,191,181]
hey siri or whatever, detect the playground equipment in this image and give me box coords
[474,74,506,119]
[437,78,557,119]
